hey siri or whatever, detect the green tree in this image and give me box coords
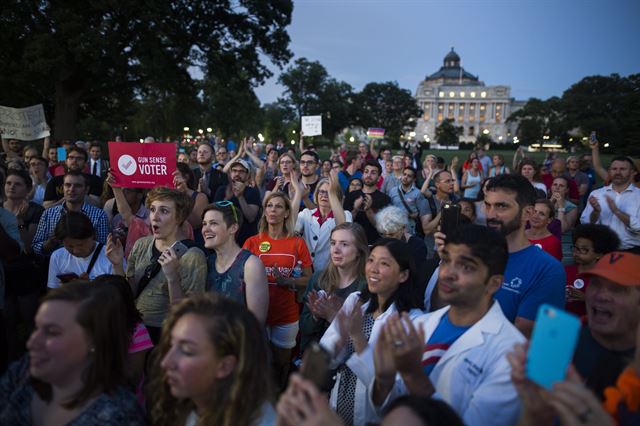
[507,97,565,146]
[562,74,640,154]
[262,102,295,143]
[277,58,354,140]
[354,82,421,143]
[0,1,293,140]
[435,119,462,147]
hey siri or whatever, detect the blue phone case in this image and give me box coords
[57,147,67,161]
[526,304,580,390]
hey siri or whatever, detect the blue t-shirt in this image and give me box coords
[338,170,363,192]
[495,244,566,322]
[421,313,471,377]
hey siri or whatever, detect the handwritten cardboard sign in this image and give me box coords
[0,104,50,141]
[108,141,177,188]
[301,115,322,137]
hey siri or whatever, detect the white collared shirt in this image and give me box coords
[580,183,640,249]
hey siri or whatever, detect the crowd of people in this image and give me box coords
[0,133,638,425]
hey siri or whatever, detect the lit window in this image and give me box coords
[438,105,444,110]
[424,114,430,120]
[458,116,464,122]
[437,113,443,121]
[424,104,430,110]
[480,116,485,122]
[480,91,487,98]
[459,92,465,97]
[470,92,476,98]
[459,104,465,110]
[448,104,454,110]
[439,91,445,98]
[470,105,475,110]
[449,91,455,98]
[480,104,486,111]
[496,104,502,110]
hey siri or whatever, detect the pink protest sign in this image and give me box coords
[108,142,176,188]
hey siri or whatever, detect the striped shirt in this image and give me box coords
[31,203,110,255]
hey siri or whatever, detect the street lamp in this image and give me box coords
[183,127,189,132]
[206,127,213,133]
[349,136,355,143]
[198,129,204,135]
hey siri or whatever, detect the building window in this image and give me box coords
[480,115,485,122]
[449,91,455,98]
[496,104,502,110]
[470,92,476,98]
[438,104,444,110]
[495,112,501,122]
[424,104,430,110]
[424,114,430,120]
[458,116,464,122]
[459,91,465,98]
[480,104,486,111]
[469,104,475,111]
[439,91,445,98]
[448,104,454,110]
[437,113,443,121]
[480,91,487,98]
[469,126,475,136]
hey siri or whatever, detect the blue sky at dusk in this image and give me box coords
[254,0,640,104]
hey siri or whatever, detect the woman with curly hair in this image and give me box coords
[148,293,274,426]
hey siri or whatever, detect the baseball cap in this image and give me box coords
[229,159,251,172]
[580,252,640,287]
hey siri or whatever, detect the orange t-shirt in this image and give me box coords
[243,233,312,325]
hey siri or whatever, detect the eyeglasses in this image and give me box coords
[215,200,238,224]
[317,190,329,197]
[572,245,592,255]
[300,160,317,166]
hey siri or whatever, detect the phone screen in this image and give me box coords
[440,203,461,238]
[170,241,189,259]
[526,304,580,389]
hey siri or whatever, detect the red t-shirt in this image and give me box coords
[564,264,589,318]
[529,234,563,261]
[243,233,312,326]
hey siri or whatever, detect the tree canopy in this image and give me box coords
[0,0,293,140]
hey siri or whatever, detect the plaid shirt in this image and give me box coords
[32,203,110,256]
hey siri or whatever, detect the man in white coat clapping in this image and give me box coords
[370,224,525,426]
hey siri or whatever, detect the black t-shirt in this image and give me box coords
[573,326,635,399]
[213,185,262,246]
[43,174,103,202]
[343,189,391,245]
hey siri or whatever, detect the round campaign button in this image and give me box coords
[573,279,585,289]
[117,154,137,176]
[259,241,271,253]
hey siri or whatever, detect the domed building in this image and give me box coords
[412,48,525,145]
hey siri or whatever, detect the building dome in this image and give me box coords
[425,47,480,85]
[443,48,460,67]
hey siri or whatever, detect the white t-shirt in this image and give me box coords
[48,243,121,288]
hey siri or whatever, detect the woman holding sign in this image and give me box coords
[243,191,312,390]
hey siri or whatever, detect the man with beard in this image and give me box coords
[193,142,228,202]
[581,156,640,253]
[483,174,565,337]
[298,150,320,210]
[213,159,261,246]
[343,160,390,244]
[42,146,102,208]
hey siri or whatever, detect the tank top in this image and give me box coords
[463,170,482,199]
[206,249,252,304]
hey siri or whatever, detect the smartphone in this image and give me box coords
[170,241,190,259]
[589,131,597,146]
[57,272,79,283]
[440,203,461,238]
[526,304,581,390]
[300,342,333,392]
[57,147,67,161]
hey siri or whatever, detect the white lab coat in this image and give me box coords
[320,292,423,425]
[371,301,525,426]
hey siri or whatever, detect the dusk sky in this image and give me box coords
[254,0,640,104]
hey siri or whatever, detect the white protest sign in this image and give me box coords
[301,115,322,137]
[0,104,50,141]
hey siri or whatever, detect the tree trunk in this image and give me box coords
[53,77,84,141]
